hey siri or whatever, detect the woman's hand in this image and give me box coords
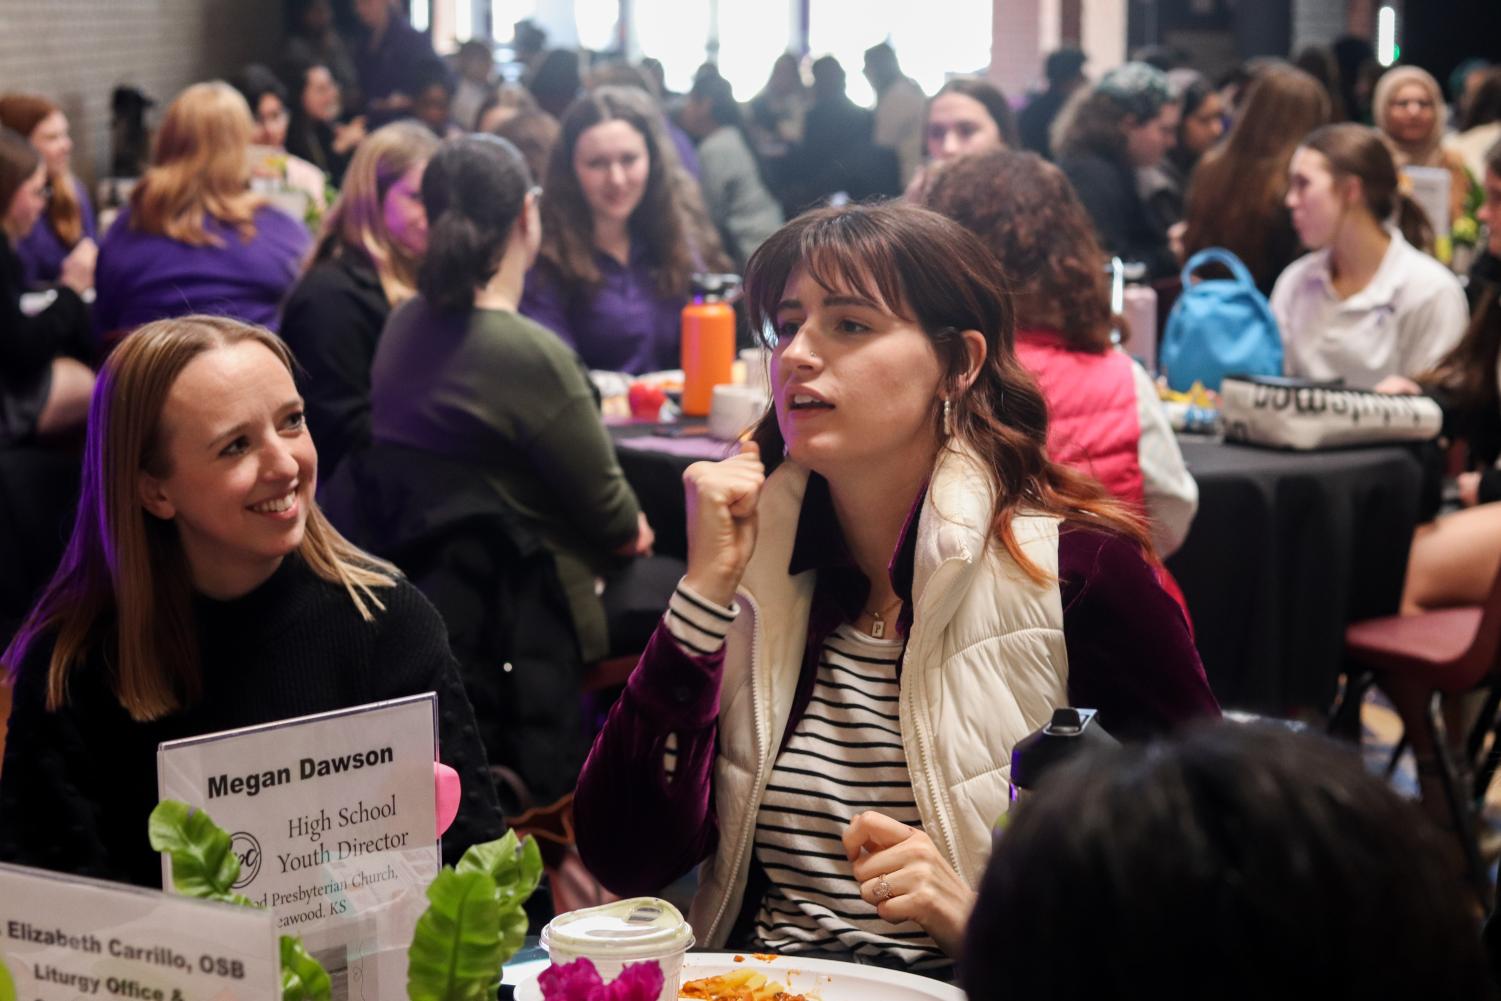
[614,511,656,557]
[59,237,96,296]
[682,441,764,607]
[1459,471,1482,508]
[333,117,367,155]
[844,811,975,958]
[1373,375,1423,395]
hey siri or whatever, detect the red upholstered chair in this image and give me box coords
[1328,565,1501,907]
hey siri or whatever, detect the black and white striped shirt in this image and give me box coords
[663,586,948,972]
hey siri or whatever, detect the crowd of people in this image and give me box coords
[2,0,1501,990]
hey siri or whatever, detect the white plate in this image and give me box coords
[512,950,962,1000]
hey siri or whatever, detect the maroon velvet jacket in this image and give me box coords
[574,475,1218,942]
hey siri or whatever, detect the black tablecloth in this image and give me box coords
[612,428,1426,717]
[1165,438,1423,716]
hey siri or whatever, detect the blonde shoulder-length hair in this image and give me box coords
[311,120,439,305]
[130,81,265,247]
[1,315,397,722]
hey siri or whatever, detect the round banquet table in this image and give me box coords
[611,425,1426,717]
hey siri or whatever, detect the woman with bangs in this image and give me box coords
[93,82,312,347]
[0,93,97,290]
[280,121,438,478]
[0,314,505,885]
[573,202,1217,975]
[519,86,729,374]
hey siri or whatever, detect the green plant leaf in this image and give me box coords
[457,834,542,912]
[147,800,253,905]
[406,868,507,1001]
[0,956,17,1001]
[280,935,332,1001]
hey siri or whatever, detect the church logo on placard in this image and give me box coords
[231,830,263,888]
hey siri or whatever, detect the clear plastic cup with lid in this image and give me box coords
[540,897,695,1001]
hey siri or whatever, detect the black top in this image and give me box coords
[0,554,505,888]
[280,252,391,479]
[286,113,351,186]
[1,235,90,386]
[1018,88,1068,160]
[1058,149,1177,281]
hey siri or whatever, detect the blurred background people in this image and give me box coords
[863,42,926,187]
[1019,47,1087,159]
[0,94,97,291]
[1373,66,1472,230]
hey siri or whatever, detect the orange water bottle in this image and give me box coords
[680,273,739,417]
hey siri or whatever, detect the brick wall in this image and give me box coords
[0,0,283,187]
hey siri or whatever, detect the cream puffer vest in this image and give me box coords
[686,443,1071,947]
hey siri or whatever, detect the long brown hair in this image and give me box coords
[538,85,727,297]
[0,93,85,247]
[130,82,264,247]
[1,315,397,722]
[1420,141,1501,414]
[921,148,1114,352]
[311,120,437,304]
[1182,65,1332,290]
[744,203,1152,581]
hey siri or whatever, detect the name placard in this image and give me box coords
[157,694,441,1000]
[0,862,279,1001]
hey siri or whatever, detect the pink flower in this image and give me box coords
[601,961,665,1001]
[537,959,664,1001]
[538,958,603,1001]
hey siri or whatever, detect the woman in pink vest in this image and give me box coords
[922,147,1198,558]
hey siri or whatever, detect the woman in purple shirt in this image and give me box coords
[519,86,728,374]
[0,94,97,289]
[94,82,311,348]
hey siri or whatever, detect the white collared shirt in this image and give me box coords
[1270,228,1469,389]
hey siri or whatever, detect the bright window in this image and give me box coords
[634,0,713,92]
[807,0,991,105]
[716,0,795,100]
[576,0,621,50]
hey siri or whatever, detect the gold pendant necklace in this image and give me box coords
[864,598,902,639]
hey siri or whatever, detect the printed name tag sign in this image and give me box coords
[157,693,440,1001]
[0,861,279,1001]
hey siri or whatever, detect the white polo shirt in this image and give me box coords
[1270,229,1469,390]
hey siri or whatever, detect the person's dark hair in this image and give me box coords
[1461,67,1501,133]
[744,202,1152,578]
[1053,61,1175,162]
[513,19,547,58]
[1166,69,1213,171]
[489,108,560,188]
[931,76,1020,149]
[1045,48,1086,87]
[417,134,532,312]
[1182,65,1332,289]
[962,723,1495,1001]
[1420,138,1501,418]
[539,85,728,297]
[810,55,846,95]
[233,63,287,116]
[689,73,744,130]
[922,148,1114,352]
[1331,35,1376,123]
[1294,46,1348,121]
[528,49,582,119]
[0,125,40,215]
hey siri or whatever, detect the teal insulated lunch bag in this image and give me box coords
[1160,248,1282,392]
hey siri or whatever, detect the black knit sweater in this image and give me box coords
[0,554,506,887]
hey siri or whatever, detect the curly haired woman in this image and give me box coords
[923,147,1198,557]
